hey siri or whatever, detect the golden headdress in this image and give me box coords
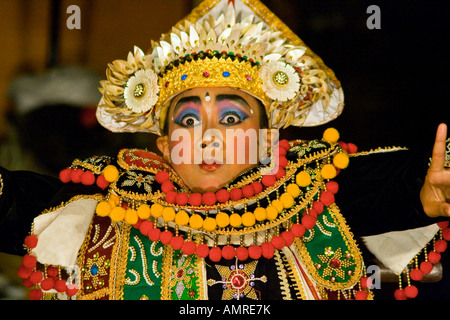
[96,0,344,135]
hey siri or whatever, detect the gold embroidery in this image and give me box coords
[293,204,363,291]
[274,250,292,300]
[161,245,173,300]
[109,222,131,300]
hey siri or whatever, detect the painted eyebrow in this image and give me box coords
[173,96,202,114]
[215,94,251,110]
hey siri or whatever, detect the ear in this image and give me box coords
[156,135,171,164]
[261,128,279,150]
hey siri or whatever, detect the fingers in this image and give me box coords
[423,200,450,218]
[429,123,448,171]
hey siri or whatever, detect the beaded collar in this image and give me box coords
[89,128,351,262]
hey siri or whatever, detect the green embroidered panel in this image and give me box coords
[296,203,362,291]
[123,228,163,300]
[169,250,201,300]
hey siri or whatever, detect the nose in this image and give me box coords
[201,141,220,148]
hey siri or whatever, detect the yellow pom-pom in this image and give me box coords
[110,207,126,222]
[125,209,139,225]
[280,192,295,209]
[266,206,278,220]
[203,217,217,231]
[175,210,189,226]
[103,165,120,182]
[189,214,203,229]
[229,213,242,228]
[137,204,151,219]
[242,212,256,227]
[162,207,176,222]
[296,171,311,187]
[96,201,111,217]
[150,203,163,218]
[216,212,230,228]
[286,183,301,198]
[271,199,284,213]
[108,193,120,207]
[321,164,337,180]
[323,128,340,143]
[253,207,267,221]
[333,152,349,169]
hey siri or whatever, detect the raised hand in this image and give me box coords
[420,123,450,218]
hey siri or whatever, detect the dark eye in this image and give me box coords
[220,113,244,125]
[179,115,201,127]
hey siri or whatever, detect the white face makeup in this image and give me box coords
[157,87,273,193]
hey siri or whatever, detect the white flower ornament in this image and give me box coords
[124,69,159,113]
[260,61,301,102]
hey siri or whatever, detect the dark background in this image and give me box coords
[269,0,449,150]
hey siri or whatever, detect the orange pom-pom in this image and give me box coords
[29,288,43,300]
[435,239,447,253]
[159,230,173,245]
[189,193,202,206]
[320,190,335,206]
[291,223,306,237]
[428,250,441,264]
[161,180,174,193]
[261,242,274,259]
[172,193,186,206]
[59,168,72,183]
[209,247,222,262]
[302,215,316,230]
[70,169,84,183]
[96,174,109,190]
[170,235,184,250]
[17,265,32,279]
[22,254,37,269]
[261,175,276,187]
[196,244,209,258]
[148,228,161,242]
[248,245,262,259]
[29,270,43,284]
[271,235,286,250]
[202,192,216,206]
[40,278,54,291]
[139,220,153,236]
[325,181,339,194]
[410,268,423,281]
[229,188,243,201]
[24,235,38,249]
[242,184,255,198]
[155,171,169,184]
[252,181,263,194]
[66,283,79,297]
[215,189,230,203]
[360,276,373,289]
[281,230,295,247]
[404,285,418,298]
[394,289,407,300]
[222,246,236,260]
[236,246,249,261]
[312,201,324,214]
[54,279,67,293]
[420,261,433,274]
[81,171,96,185]
[46,266,58,278]
[354,290,368,300]
[347,143,358,154]
[181,241,196,256]
[278,139,290,151]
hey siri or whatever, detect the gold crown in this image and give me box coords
[157,54,267,129]
[96,0,344,135]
